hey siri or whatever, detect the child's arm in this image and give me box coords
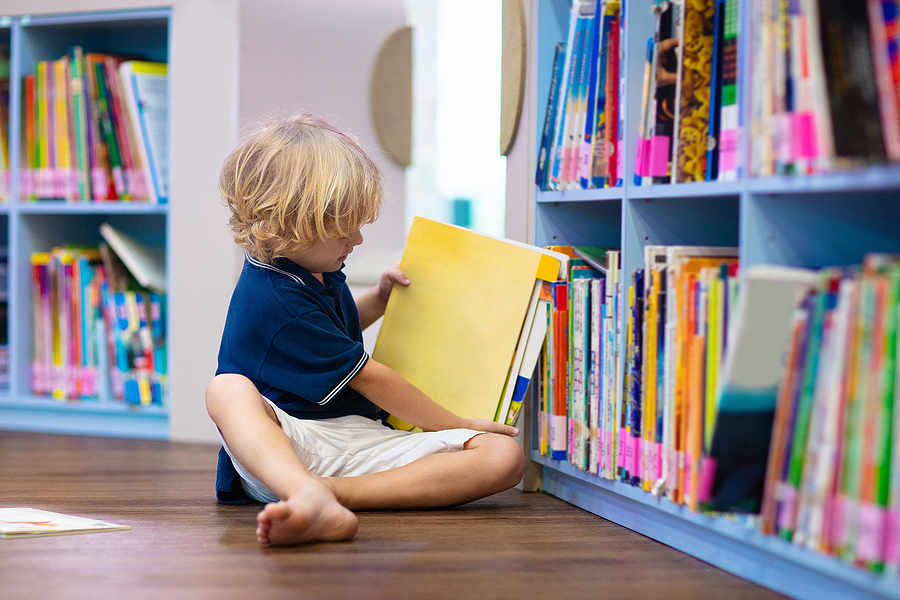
[349,358,519,437]
[356,265,410,330]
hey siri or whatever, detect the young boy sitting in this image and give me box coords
[206,113,526,546]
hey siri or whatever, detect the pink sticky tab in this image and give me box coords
[885,509,900,564]
[777,485,798,532]
[632,437,641,477]
[698,457,716,502]
[655,442,663,480]
[856,502,886,563]
[649,136,671,177]
[720,130,736,172]
[832,495,850,547]
[795,112,817,159]
[634,139,648,177]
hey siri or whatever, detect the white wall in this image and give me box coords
[237,0,408,272]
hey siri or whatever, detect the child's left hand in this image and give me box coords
[465,418,520,438]
[377,263,410,305]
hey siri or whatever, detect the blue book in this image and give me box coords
[536,43,566,190]
[705,0,726,181]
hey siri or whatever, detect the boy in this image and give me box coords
[207,113,525,546]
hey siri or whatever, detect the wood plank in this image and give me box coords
[0,431,786,599]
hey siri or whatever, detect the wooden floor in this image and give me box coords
[0,431,787,600]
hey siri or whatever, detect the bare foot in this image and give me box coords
[256,481,358,546]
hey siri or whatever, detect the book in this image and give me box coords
[99,223,166,293]
[707,265,820,513]
[0,507,129,538]
[716,0,739,180]
[536,43,566,190]
[705,0,726,180]
[118,61,169,203]
[372,217,566,430]
[674,0,716,183]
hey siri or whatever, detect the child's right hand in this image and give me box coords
[464,418,519,438]
[376,262,410,306]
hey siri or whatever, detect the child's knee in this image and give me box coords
[205,373,257,419]
[479,434,526,487]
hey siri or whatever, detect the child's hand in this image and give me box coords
[465,418,519,438]
[377,263,410,305]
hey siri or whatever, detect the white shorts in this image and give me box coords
[220,399,483,503]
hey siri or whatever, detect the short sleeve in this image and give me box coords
[259,309,368,407]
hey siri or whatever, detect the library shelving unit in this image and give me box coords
[0,9,171,438]
[523,2,900,600]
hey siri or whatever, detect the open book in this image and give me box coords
[0,508,130,538]
[372,217,568,430]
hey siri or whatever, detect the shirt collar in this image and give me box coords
[247,254,346,291]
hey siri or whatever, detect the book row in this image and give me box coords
[539,0,900,186]
[749,0,900,175]
[30,243,166,406]
[535,247,900,576]
[536,0,624,191]
[752,257,900,574]
[21,48,169,203]
[633,0,738,183]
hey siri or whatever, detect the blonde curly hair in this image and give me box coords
[219,113,383,263]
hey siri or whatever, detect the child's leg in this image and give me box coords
[205,374,358,545]
[327,432,526,510]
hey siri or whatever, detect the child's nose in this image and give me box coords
[350,230,363,247]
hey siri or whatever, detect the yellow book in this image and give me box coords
[373,217,565,431]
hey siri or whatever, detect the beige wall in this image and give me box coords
[503,0,534,245]
[237,0,407,270]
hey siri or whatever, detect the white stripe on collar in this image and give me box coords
[247,254,306,286]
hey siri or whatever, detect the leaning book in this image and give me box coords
[0,508,130,538]
[372,217,568,431]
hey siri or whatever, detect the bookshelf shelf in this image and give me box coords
[536,187,624,203]
[521,0,900,598]
[15,203,169,216]
[623,180,744,200]
[0,395,167,439]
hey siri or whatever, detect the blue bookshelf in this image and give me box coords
[0,9,171,439]
[526,1,900,598]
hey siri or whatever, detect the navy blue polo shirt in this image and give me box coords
[214,254,381,503]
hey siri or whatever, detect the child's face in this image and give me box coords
[283,229,364,275]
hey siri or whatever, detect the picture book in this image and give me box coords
[99,222,166,293]
[706,265,819,513]
[372,217,566,431]
[0,508,129,538]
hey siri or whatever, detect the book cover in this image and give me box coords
[717,0,739,180]
[674,0,715,183]
[817,0,887,165]
[99,223,166,293]
[372,218,565,430]
[650,1,679,183]
[707,265,819,513]
[119,61,169,204]
[705,0,726,180]
[536,43,565,190]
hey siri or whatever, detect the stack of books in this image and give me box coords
[30,223,166,406]
[536,0,624,191]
